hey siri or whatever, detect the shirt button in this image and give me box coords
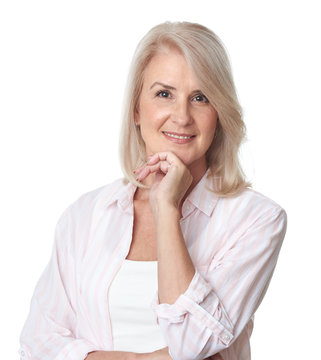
[222,333,230,342]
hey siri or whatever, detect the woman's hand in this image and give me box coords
[135,152,193,214]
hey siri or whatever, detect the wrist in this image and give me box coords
[152,201,180,219]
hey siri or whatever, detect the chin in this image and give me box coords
[168,150,191,165]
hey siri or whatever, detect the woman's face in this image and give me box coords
[135,49,218,174]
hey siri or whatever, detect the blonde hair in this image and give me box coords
[119,21,251,196]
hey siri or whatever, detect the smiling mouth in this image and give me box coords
[162,131,196,139]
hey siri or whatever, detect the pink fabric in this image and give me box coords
[19,172,287,360]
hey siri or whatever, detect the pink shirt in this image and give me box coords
[19,172,287,360]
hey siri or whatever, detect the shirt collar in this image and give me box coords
[104,169,220,217]
[183,169,220,217]
[102,179,136,213]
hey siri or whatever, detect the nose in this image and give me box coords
[171,100,193,126]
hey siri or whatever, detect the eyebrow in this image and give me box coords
[150,82,176,90]
[149,82,203,96]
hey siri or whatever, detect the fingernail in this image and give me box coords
[134,166,143,173]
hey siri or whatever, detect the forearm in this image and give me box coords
[85,350,136,360]
[86,347,171,360]
[155,204,195,305]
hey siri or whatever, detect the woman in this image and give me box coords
[19,22,287,360]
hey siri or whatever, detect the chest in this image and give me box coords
[126,200,158,261]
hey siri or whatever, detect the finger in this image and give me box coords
[159,161,172,174]
[134,156,154,173]
[134,161,153,175]
[146,153,162,165]
[147,151,182,166]
[136,161,171,181]
[135,165,151,181]
[133,165,144,174]
[149,161,172,174]
[154,170,166,184]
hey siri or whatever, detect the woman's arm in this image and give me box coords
[19,206,100,360]
[136,152,196,305]
[135,152,287,360]
[85,347,172,360]
[20,184,175,360]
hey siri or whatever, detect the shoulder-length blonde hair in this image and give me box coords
[119,21,251,196]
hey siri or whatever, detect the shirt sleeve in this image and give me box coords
[151,206,287,360]
[19,208,100,360]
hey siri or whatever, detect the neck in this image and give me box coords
[181,159,208,202]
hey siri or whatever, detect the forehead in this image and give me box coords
[142,49,199,88]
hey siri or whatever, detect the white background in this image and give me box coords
[1,0,320,358]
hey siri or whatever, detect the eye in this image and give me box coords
[156,90,171,98]
[193,94,209,103]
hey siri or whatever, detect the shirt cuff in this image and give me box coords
[19,339,99,360]
[151,269,234,346]
[151,270,211,321]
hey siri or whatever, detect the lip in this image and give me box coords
[162,131,196,144]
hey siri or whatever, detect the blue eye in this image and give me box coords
[156,90,170,98]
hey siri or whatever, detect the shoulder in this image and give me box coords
[53,178,131,253]
[218,187,285,216]
[215,187,287,235]
[57,178,129,226]
[72,178,127,210]
[206,188,288,255]
[237,187,284,211]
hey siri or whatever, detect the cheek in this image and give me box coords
[201,112,218,139]
[139,107,164,141]
[141,103,169,128]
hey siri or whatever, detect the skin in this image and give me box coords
[86,49,218,360]
[86,347,170,360]
[135,48,218,190]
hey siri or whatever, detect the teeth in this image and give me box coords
[163,132,193,139]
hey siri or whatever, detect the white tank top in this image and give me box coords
[108,259,167,352]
